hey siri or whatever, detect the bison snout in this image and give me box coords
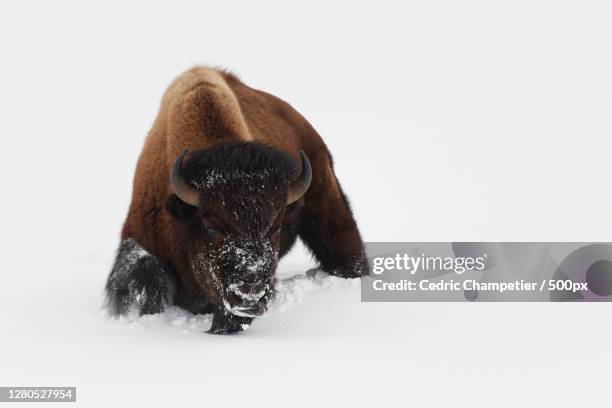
[235,299,267,317]
[223,284,269,317]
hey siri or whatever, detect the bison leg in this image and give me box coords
[105,238,176,316]
[298,167,369,278]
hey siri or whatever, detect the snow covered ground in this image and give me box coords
[1,0,612,406]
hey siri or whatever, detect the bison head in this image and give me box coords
[166,143,311,332]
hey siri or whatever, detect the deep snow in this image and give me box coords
[2,0,612,407]
[3,248,611,407]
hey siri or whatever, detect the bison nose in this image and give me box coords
[239,298,267,315]
[238,297,259,308]
[225,290,268,317]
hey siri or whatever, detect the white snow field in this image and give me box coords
[1,1,612,406]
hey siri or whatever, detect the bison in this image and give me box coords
[105,67,368,334]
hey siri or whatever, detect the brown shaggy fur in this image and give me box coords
[121,66,366,307]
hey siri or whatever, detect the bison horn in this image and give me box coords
[287,151,312,205]
[170,149,200,207]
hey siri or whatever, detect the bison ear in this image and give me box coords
[166,194,198,221]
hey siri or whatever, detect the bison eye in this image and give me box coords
[270,225,282,237]
[202,217,226,241]
[205,226,224,241]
